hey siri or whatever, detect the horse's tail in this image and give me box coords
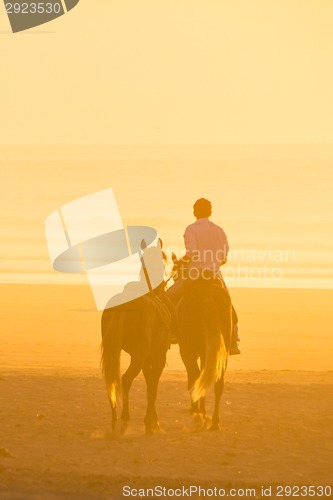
[191,297,229,403]
[100,309,124,408]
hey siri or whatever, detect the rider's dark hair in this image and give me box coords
[193,198,212,218]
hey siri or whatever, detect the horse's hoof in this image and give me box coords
[119,420,128,436]
[152,422,165,433]
[105,425,123,440]
[152,420,160,430]
[145,427,154,436]
[209,423,220,432]
[192,413,207,432]
[109,420,127,437]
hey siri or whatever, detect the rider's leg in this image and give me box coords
[229,306,241,354]
[220,278,241,355]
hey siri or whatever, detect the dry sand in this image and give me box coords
[1,370,332,499]
[1,285,333,499]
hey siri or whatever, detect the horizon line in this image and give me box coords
[1,142,333,147]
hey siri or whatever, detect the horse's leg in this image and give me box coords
[199,397,206,417]
[108,396,117,432]
[180,348,201,414]
[198,356,206,417]
[142,351,166,434]
[120,355,143,434]
[142,363,155,434]
[211,371,225,431]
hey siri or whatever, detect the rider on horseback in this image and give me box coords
[185,198,240,354]
[168,198,241,355]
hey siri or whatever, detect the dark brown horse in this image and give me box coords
[101,290,171,435]
[169,257,232,430]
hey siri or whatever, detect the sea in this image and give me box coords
[1,144,333,290]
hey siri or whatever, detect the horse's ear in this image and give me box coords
[141,239,147,250]
[171,252,177,262]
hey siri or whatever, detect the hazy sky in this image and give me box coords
[1,0,333,144]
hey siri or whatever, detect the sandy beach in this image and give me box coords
[1,369,333,499]
[1,284,333,498]
[2,0,333,494]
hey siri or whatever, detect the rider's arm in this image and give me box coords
[183,225,197,260]
[218,228,229,266]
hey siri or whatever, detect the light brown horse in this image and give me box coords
[168,257,232,430]
[101,290,171,435]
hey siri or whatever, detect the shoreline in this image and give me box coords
[1,278,333,290]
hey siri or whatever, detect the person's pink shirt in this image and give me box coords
[183,218,229,272]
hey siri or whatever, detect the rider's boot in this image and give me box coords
[229,323,241,355]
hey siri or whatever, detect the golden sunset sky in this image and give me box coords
[1,0,333,144]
